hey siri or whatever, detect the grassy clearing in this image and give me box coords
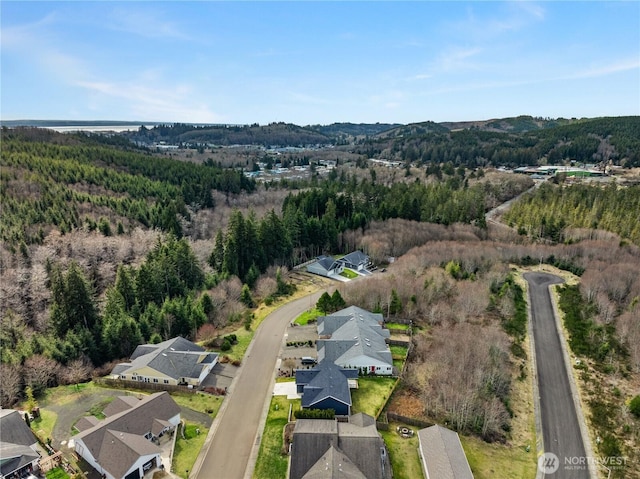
[173,423,208,478]
[340,269,359,279]
[351,377,397,417]
[40,382,102,407]
[380,423,422,479]
[294,308,322,325]
[460,434,535,479]
[253,396,301,479]
[171,392,224,417]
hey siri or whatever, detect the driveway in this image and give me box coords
[525,272,590,478]
[191,290,325,479]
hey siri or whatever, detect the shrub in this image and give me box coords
[630,395,640,418]
[294,408,335,419]
[220,340,231,352]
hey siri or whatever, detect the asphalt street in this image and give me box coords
[191,289,324,479]
[525,272,589,478]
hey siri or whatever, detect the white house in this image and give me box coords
[317,306,393,376]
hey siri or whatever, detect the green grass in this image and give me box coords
[340,269,359,279]
[460,434,536,479]
[253,396,301,479]
[380,423,423,479]
[173,423,208,479]
[294,308,322,325]
[385,322,411,331]
[171,392,224,417]
[40,382,101,407]
[31,409,57,444]
[46,467,70,479]
[390,345,408,359]
[351,377,397,417]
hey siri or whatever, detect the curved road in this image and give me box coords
[525,272,589,478]
[192,289,325,479]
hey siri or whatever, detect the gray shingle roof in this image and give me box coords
[112,336,218,382]
[296,361,355,409]
[301,445,367,479]
[317,318,392,368]
[0,410,40,477]
[75,416,101,433]
[75,392,180,478]
[290,414,391,479]
[103,396,140,417]
[0,410,37,447]
[417,425,474,479]
[337,251,369,267]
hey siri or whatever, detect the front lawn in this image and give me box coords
[173,423,208,479]
[340,269,359,279]
[253,396,301,479]
[460,434,535,479]
[171,392,223,417]
[294,308,322,325]
[351,377,397,417]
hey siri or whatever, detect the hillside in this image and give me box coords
[127,122,332,147]
[358,116,640,168]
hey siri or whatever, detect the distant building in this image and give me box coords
[0,409,41,479]
[111,337,218,387]
[417,425,473,479]
[74,392,180,479]
[337,251,370,271]
[289,413,392,479]
[306,255,344,278]
[317,306,393,375]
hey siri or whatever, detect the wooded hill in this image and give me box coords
[128,122,333,147]
[357,116,640,168]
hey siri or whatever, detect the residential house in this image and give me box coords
[74,392,180,479]
[417,425,474,479]
[317,306,393,376]
[337,251,370,272]
[307,255,344,278]
[110,337,218,387]
[289,413,391,479]
[0,410,41,479]
[295,361,359,416]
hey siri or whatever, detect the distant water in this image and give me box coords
[45,125,146,133]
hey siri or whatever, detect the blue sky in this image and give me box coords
[2,1,639,125]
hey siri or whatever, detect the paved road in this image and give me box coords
[525,272,589,478]
[192,290,325,479]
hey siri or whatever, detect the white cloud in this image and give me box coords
[106,8,192,41]
[76,80,222,122]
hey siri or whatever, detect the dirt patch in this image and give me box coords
[387,390,423,418]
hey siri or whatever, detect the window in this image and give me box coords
[120,375,126,380]
[153,378,159,383]
[163,379,169,384]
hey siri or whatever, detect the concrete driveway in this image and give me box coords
[525,272,591,479]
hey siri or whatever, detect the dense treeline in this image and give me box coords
[503,182,640,245]
[358,116,640,168]
[0,131,255,246]
[0,235,206,370]
[208,175,532,274]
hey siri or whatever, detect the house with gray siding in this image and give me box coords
[317,306,393,375]
[307,255,344,278]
